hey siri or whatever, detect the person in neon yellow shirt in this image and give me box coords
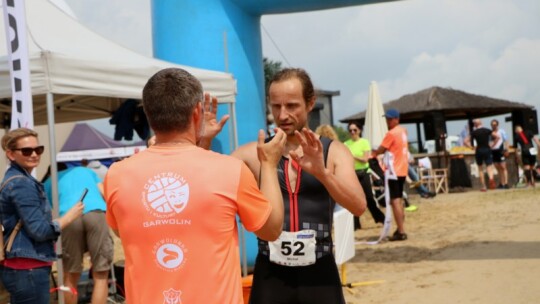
[344,122,385,229]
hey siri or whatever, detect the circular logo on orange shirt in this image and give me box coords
[143,173,189,218]
[153,239,187,272]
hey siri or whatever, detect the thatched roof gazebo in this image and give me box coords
[340,86,536,153]
[341,86,533,124]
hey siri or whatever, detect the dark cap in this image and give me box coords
[384,109,400,119]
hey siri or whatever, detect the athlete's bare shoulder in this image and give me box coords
[231,141,260,177]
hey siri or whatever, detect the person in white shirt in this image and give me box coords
[490,119,509,189]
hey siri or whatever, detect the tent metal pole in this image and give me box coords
[46,92,65,304]
[230,102,238,151]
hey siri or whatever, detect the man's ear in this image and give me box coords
[193,102,203,122]
[306,97,316,112]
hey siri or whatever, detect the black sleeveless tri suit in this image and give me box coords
[249,137,345,304]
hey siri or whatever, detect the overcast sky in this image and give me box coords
[64,0,540,140]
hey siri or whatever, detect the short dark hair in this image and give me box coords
[268,68,315,104]
[142,68,203,133]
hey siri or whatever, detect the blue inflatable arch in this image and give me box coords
[151,0,397,267]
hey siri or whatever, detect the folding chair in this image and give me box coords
[417,157,449,194]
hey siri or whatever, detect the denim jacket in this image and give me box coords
[0,163,60,262]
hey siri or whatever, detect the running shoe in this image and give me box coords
[389,230,407,241]
[405,205,418,212]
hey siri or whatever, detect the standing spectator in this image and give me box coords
[490,119,509,189]
[457,124,470,147]
[104,68,286,304]
[372,109,409,241]
[0,128,83,304]
[314,124,339,141]
[44,165,113,304]
[87,160,109,181]
[344,122,384,227]
[514,125,540,187]
[465,119,499,191]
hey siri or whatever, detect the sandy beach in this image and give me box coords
[2,187,537,304]
[344,187,540,304]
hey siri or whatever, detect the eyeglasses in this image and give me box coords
[348,129,359,133]
[12,146,45,156]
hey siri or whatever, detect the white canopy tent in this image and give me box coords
[0,0,237,125]
[0,1,237,299]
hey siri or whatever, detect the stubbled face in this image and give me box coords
[7,136,41,172]
[268,78,314,136]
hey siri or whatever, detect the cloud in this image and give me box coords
[378,37,540,108]
[261,0,540,124]
[64,0,152,56]
[60,0,539,139]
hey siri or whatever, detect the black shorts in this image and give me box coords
[388,176,406,199]
[492,148,506,163]
[249,254,345,304]
[475,148,493,165]
[522,153,537,166]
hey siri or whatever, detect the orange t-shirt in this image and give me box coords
[105,145,272,304]
[380,125,409,177]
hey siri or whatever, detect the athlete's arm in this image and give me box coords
[231,142,261,180]
[232,130,286,241]
[290,129,366,216]
[323,142,367,216]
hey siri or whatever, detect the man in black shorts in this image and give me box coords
[372,109,409,241]
[514,125,540,187]
[490,119,509,189]
[233,68,367,304]
[465,119,499,191]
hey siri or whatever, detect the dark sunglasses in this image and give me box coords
[348,129,359,133]
[13,146,45,156]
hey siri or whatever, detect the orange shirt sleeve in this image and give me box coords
[236,163,272,232]
[380,131,395,150]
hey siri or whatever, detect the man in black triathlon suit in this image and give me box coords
[465,119,499,191]
[233,68,367,304]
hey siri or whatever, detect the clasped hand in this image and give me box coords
[289,128,326,178]
[257,128,286,166]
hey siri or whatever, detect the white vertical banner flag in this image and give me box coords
[2,0,33,130]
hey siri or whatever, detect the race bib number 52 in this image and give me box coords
[268,230,317,267]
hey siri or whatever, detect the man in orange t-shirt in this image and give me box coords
[105,68,286,304]
[372,108,409,241]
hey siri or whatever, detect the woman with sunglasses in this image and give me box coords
[344,122,385,229]
[0,128,84,304]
